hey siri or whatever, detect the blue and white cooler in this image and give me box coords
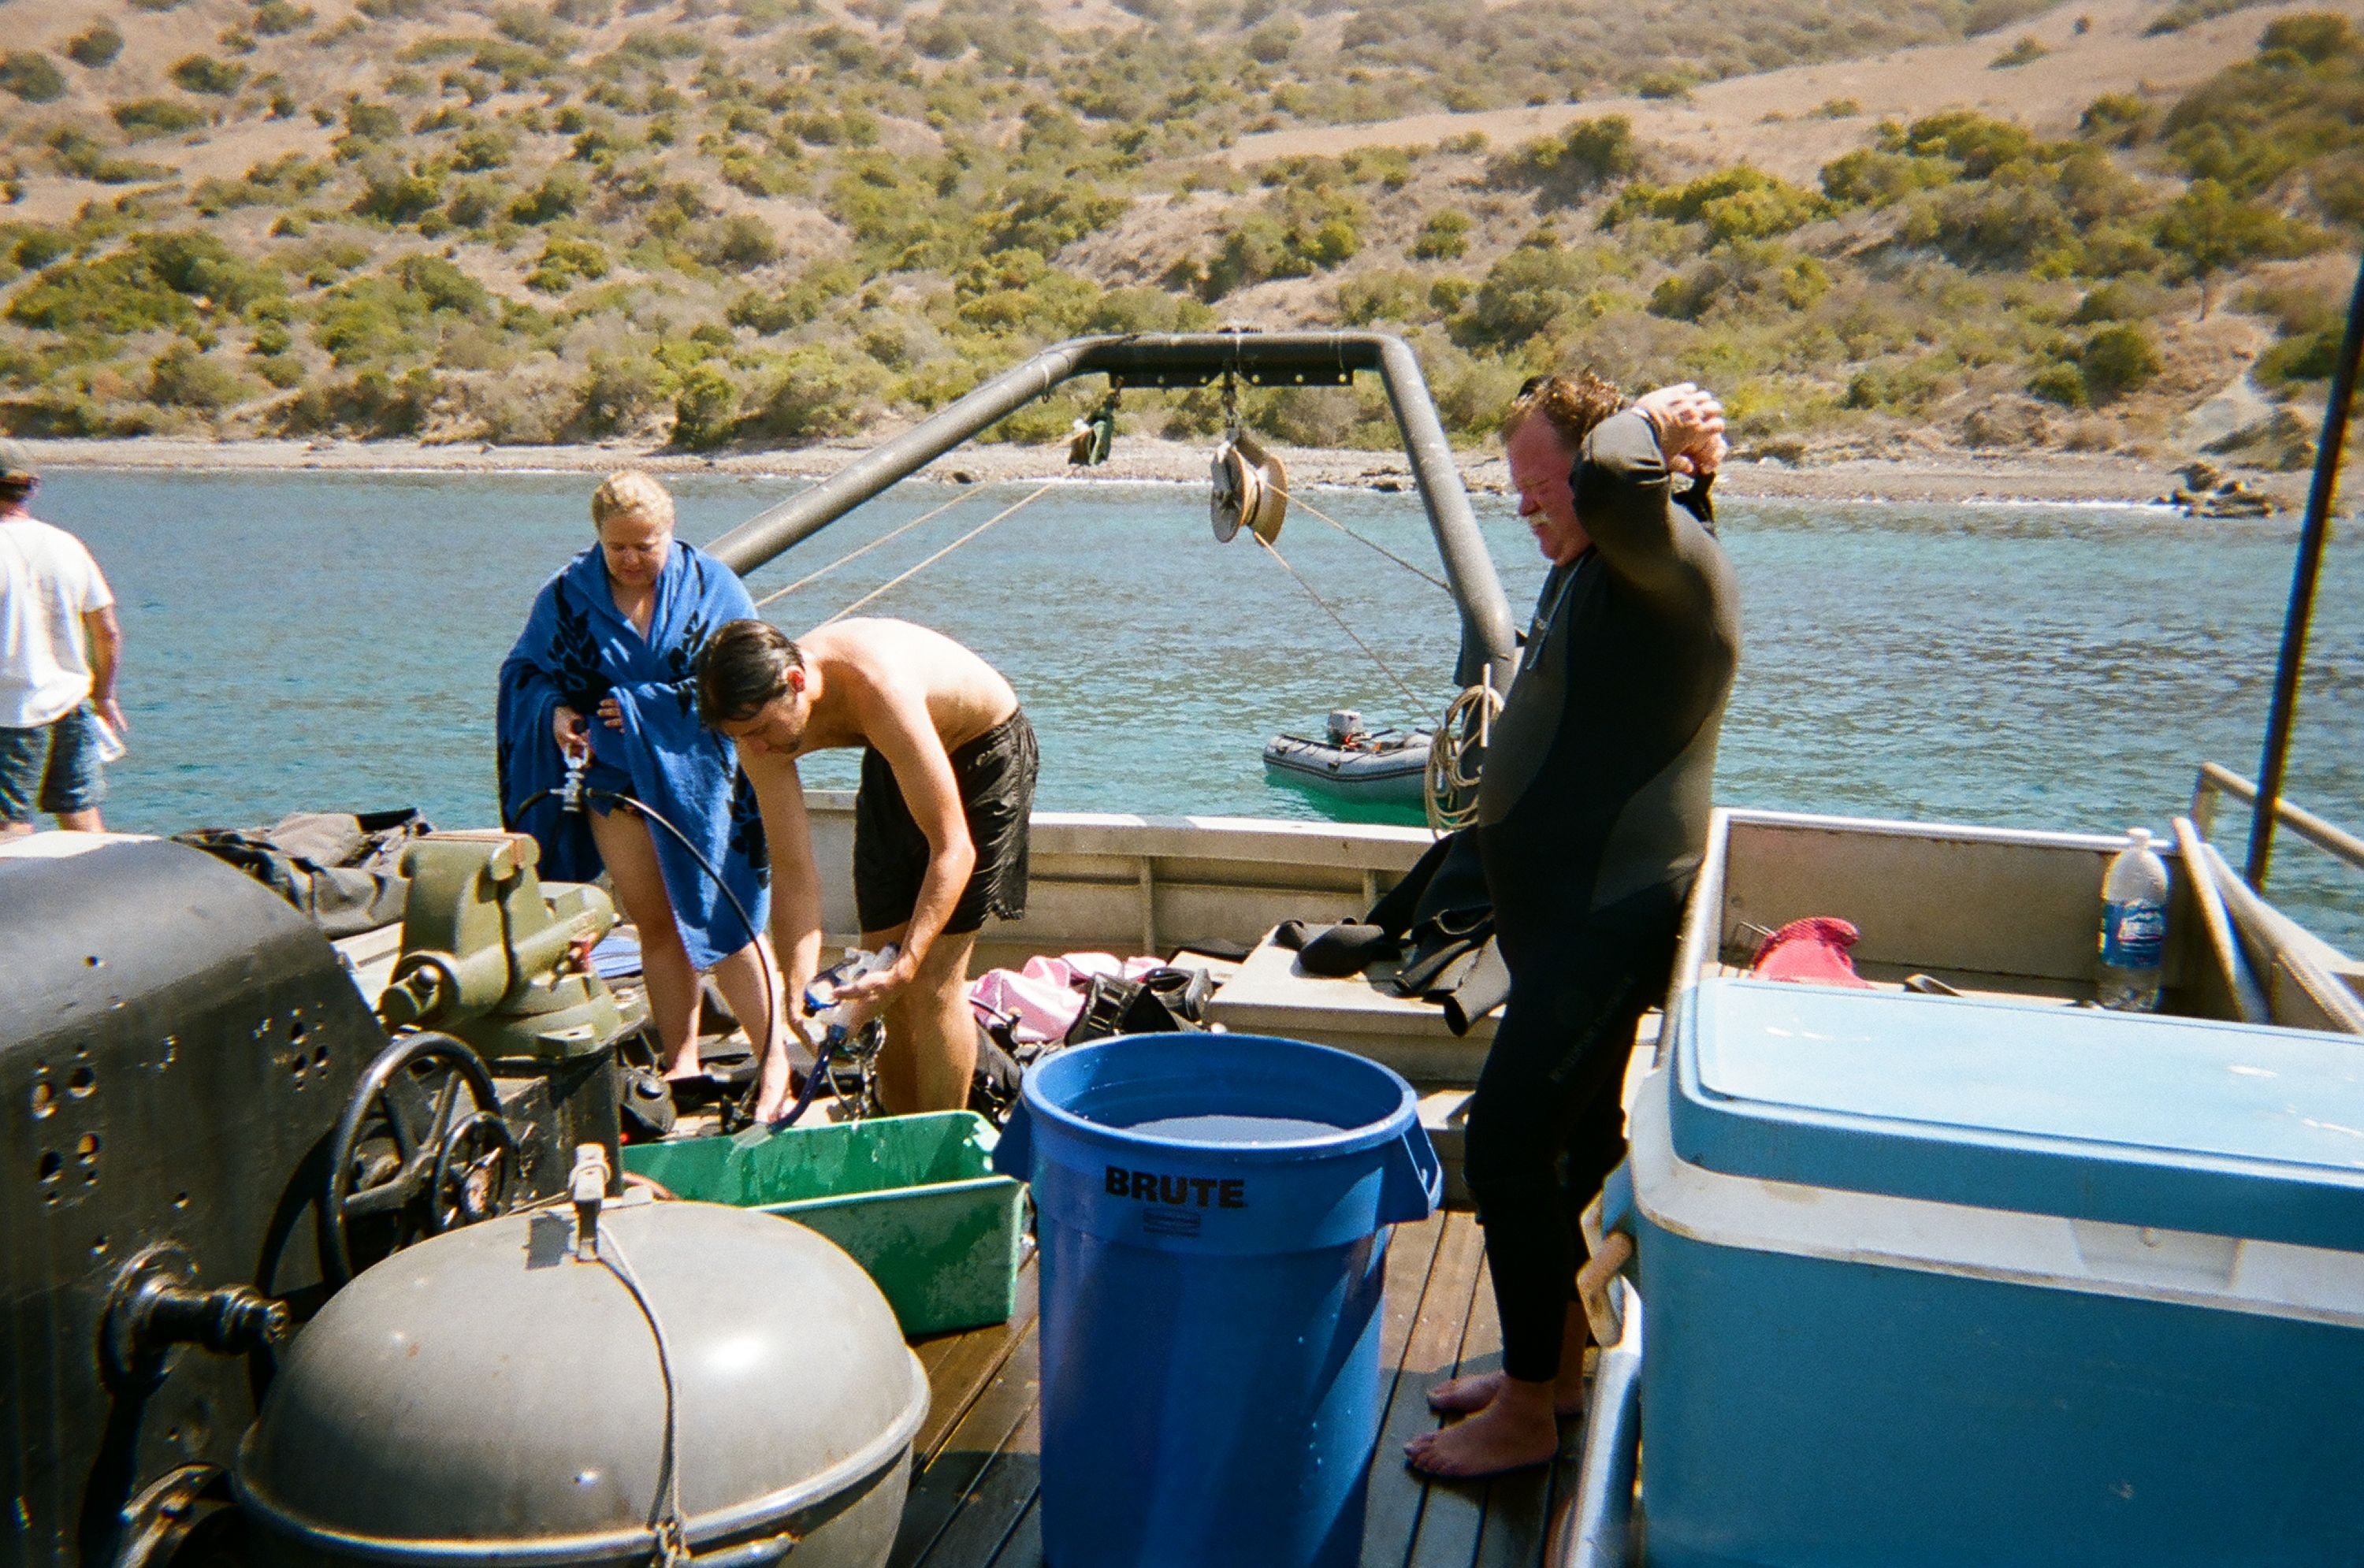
[1604,978,2364,1568]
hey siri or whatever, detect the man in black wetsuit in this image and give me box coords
[1407,372,1740,1478]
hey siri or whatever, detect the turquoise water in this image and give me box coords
[32,465,2362,951]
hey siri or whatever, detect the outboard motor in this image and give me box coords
[235,1167,929,1568]
[0,838,388,1566]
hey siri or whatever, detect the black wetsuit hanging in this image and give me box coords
[1464,408,1741,1386]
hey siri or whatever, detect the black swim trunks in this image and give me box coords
[853,708,1037,936]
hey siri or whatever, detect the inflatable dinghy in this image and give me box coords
[1262,711,1431,804]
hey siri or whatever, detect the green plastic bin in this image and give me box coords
[621,1110,1025,1336]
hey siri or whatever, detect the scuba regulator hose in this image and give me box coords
[530,752,810,1128]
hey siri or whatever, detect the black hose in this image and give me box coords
[522,782,788,1126]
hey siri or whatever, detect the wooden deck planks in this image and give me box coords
[1362,1213,1489,1567]
[896,1209,1559,1568]
[910,1262,1041,1466]
[892,1328,1044,1568]
[909,1404,1043,1568]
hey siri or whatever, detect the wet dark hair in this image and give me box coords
[0,477,35,507]
[697,619,803,727]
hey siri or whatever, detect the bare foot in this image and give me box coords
[1428,1369,1586,1418]
[1403,1396,1561,1479]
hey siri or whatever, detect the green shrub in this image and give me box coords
[344,100,403,141]
[445,180,511,229]
[170,55,248,95]
[574,350,676,435]
[147,343,254,411]
[954,247,1101,335]
[274,367,439,437]
[1608,167,1827,241]
[1084,286,1214,335]
[671,364,738,448]
[1892,110,2042,177]
[525,236,611,292]
[727,262,857,334]
[0,53,68,104]
[691,213,781,269]
[1337,269,1429,325]
[1634,70,1694,101]
[452,127,515,172]
[2257,12,2354,60]
[2027,359,2088,407]
[510,169,589,225]
[1989,35,2048,68]
[1492,116,1636,204]
[254,2,316,36]
[112,98,212,139]
[987,181,1129,256]
[1819,149,1953,207]
[742,343,885,442]
[2256,326,2340,385]
[1461,238,1621,344]
[2072,278,2169,322]
[351,168,444,224]
[1411,210,1471,261]
[9,228,69,272]
[66,26,125,69]
[2078,321,2161,399]
[2079,92,2151,147]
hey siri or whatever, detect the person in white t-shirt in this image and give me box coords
[0,444,125,838]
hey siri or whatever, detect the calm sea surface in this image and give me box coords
[35,465,2362,951]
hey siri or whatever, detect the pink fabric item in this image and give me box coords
[1748,917,1875,989]
[968,952,1170,1043]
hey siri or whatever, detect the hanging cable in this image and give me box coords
[1264,479,1455,595]
[818,483,1056,627]
[1252,533,1440,728]
[594,1221,697,1567]
[751,489,980,611]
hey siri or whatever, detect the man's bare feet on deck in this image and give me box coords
[1404,1391,1562,1478]
[1427,1366,1588,1417]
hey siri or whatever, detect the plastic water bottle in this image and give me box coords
[2096,827,2169,1012]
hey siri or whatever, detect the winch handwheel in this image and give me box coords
[322,1031,514,1286]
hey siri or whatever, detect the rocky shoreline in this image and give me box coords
[13,434,2332,511]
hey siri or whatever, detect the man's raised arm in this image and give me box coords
[1574,384,1726,600]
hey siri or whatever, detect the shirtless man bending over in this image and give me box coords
[695,617,1037,1123]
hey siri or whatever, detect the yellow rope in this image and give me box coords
[1252,533,1440,727]
[816,484,1057,627]
[751,489,981,611]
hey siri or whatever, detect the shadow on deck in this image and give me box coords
[890,1211,1580,1568]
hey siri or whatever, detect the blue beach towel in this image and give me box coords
[496,541,768,972]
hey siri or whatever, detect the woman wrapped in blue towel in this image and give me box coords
[497,470,786,1091]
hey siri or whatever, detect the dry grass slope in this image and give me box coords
[0,0,2352,469]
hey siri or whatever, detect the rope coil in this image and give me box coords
[1424,674,1500,834]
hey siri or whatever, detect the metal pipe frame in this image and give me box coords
[2191,761,2364,877]
[703,333,1520,692]
[2247,251,2364,888]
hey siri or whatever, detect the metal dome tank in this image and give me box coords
[233,1164,927,1568]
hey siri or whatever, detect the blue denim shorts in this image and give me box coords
[0,703,106,823]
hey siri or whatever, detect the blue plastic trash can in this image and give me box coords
[992,1033,1442,1568]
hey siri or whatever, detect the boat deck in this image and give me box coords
[891,1209,1581,1568]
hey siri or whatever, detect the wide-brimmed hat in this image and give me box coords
[1210,429,1286,545]
[0,440,35,485]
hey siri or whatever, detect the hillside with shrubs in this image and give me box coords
[0,0,2355,464]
